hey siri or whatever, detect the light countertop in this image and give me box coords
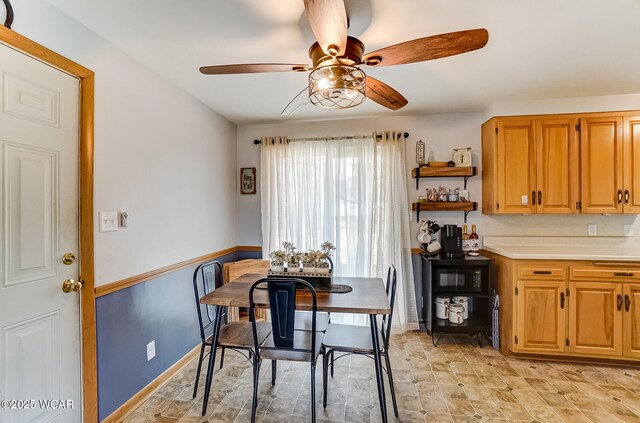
[482,236,640,261]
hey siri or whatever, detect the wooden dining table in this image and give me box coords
[200,273,392,423]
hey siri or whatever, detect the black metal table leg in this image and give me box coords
[370,314,388,423]
[201,305,223,416]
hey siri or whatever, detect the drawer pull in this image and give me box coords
[625,294,631,312]
[618,189,623,205]
[533,270,552,275]
[617,294,623,311]
[560,292,565,309]
[614,272,635,277]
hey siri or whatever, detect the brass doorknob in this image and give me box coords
[62,279,83,293]
[62,253,76,265]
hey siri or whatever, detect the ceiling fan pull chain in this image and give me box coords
[3,0,14,29]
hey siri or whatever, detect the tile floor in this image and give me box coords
[124,332,640,423]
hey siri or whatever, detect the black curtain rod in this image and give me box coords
[3,0,14,28]
[253,132,409,145]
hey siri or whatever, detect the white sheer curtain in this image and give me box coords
[260,132,417,330]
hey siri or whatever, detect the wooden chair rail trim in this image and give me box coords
[100,345,200,423]
[95,246,263,297]
[236,245,263,252]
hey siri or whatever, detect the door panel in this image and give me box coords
[4,142,58,285]
[497,120,536,214]
[515,280,566,353]
[569,281,622,356]
[535,118,579,213]
[580,116,623,213]
[623,284,640,359]
[0,43,81,422]
[623,116,640,213]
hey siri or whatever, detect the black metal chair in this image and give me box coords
[249,278,325,423]
[294,256,333,332]
[321,265,399,417]
[192,260,271,415]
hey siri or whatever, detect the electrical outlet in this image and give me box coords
[624,224,633,236]
[587,224,597,236]
[146,340,156,361]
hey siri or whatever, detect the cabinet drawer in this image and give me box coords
[570,267,640,281]
[518,265,567,280]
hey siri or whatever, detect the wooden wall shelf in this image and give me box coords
[412,166,477,190]
[412,201,478,222]
[411,166,477,178]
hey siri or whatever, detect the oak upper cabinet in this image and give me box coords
[568,281,623,356]
[580,116,624,213]
[623,283,640,359]
[482,117,578,214]
[515,279,566,353]
[535,118,579,213]
[623,116,640,213]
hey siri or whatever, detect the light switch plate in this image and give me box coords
[99,211,118,232]
[146,340,156,361]
[624,224,633,236]
[588,224,597,236]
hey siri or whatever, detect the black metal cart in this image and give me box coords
[421,254,493,346]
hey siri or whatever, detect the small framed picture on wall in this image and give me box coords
[240,167,256,195]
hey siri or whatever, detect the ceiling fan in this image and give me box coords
[200,0,488,112]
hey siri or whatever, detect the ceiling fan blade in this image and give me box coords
[281,86,310,116]
[365,75,408,110]
[199,63,309,75]
[303,0,348,55]
[363,28,489,67]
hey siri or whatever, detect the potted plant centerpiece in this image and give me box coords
[282,242,302,273]
[301,252,316,274]
[269,249,286,272]
[316,241,336,275]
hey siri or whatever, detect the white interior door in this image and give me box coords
[0,42,81,422]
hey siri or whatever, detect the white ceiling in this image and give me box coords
[48,0,640,125]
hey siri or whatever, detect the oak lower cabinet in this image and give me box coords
[623,283,640,358]
[484,251,640,362]
[568,281,623,356]
[514,279,566,353]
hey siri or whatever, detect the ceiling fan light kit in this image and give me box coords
[199,0,488,113]
[309,65,366,109]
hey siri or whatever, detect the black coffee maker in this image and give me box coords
[441,225,464,258]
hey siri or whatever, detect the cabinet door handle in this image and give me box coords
[532,190,536,206]
[624,189,630,205]
[538,190,542,205]
[533,270,552,275]
[625,294,631,312]
[617,294,623,311]
[614,272,635,277]
[618,189,623,205]
[560,292,565,309]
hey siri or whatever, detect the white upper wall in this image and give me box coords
[9,0,238,285]
[237,104,639,249]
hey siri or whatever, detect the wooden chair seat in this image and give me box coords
[261,330,325,362]
[208,322,270,349]
[294,311,329,332]
[322,323,384,353]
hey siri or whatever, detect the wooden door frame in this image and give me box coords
[0,27,97,422]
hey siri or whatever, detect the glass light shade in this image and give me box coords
[308,65,366,109]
